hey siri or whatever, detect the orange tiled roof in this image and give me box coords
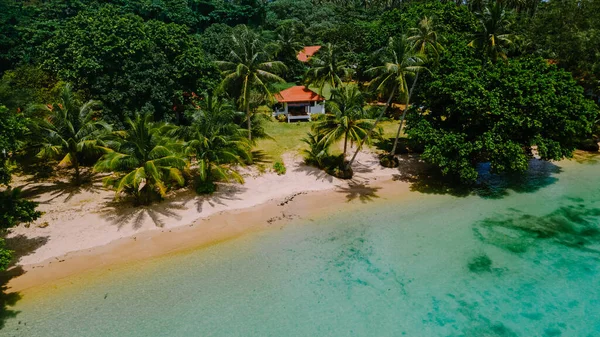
[297,46,321,62]
[275,86,324,103]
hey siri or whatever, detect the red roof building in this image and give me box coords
[274,86,326,122]
[297,46,321,62]
[275,86,325,103]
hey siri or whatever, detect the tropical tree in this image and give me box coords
[216,25,286,141]
[94,114,187,205]
[301,132,330,169]
[314,85,372,160]
[349,36,426,167]
[408,16,444,62]
[29,84,110,184]
[407,55,598,183]
[304,43,352,95]
[178,94,251,194]
[468,2,514,62]
[273,23,304,60]
[271,22,307,82]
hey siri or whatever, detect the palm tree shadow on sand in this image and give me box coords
[16,172,104,204]
[99,199,188,230]
[392,155,562,199]
[188,184,246,213]
[0,235,50,330]
[336,181,381,203]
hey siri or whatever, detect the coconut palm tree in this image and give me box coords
[273,24,304,61]
[301,132,330,169]
[314,85,372,160]
[94,114,187,205]
[408,16,444,62]
[347,36,426,168]
[30,84,110,184]
[178,93,251,193]
[468,2,514,62]
[216,25,286,141]
[304,43,352,95]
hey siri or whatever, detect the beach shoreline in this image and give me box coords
[4,151,412,292]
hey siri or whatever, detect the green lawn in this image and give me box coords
[255,120,313,163]
[255,119,401,163]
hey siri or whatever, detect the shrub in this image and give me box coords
[273,161,286,175]
[380,154,399,168]
[195,177,217,195]
[0,238,13,271]
[324,154,353,179]
[0,188,42,229]
[276,114,287,122]
[310,113,325,122]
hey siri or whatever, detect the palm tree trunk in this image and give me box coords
[343,130,348,159]
[246,100,252,141]
[390,72,419,156]
[390,93,410,155]
[346,85,397,170]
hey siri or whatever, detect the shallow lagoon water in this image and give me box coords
[3,159,600,336]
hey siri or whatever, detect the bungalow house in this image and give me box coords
[297,46,321,62]
[274,86,325,122]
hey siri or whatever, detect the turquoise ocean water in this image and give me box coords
[3,159,600,336]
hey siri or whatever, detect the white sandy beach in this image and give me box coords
[7,150,403,268]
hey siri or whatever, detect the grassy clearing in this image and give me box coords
[255,120,313,163]
[379,120,402,139]
[255,119,402,163]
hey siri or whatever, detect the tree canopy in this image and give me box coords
[408,51,598,182]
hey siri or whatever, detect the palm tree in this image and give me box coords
[301,132,330,169]
[348,36,426,167]
[304,43,352,95]
[468,2,514,62]
[314,85,372,160]
[216,25,286,141]
[178,94,251,193]
[273,25,304,61]
[408,16,444,62]
[30,84,110,184]
[94,114,187,205]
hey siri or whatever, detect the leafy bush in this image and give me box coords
[273,161,286,175]
[276,114,287,122]
[195,177,217,195]
[310,113,325,122]
[0,188,42,229]
[379,154,399,168]
[324,154,353,179]
[0,238,13,271]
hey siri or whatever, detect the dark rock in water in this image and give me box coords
[577,139,599,152]
[468,254,493,273]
